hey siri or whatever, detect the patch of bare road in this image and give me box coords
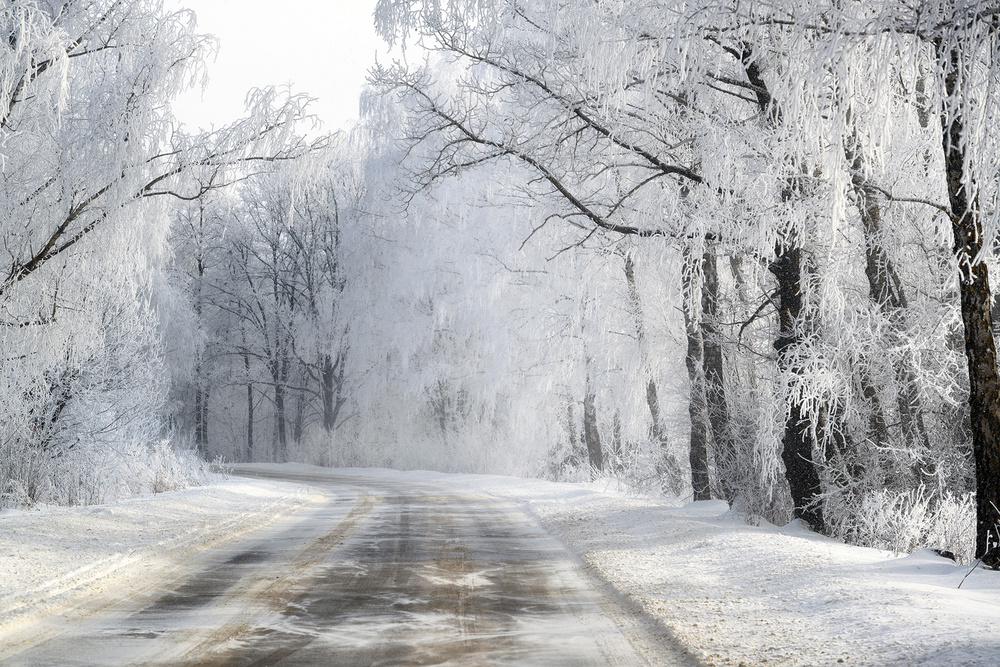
[5,466,692,666]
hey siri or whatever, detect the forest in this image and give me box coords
[2,0,1000,567]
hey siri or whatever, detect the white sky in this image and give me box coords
[167,1,386,133]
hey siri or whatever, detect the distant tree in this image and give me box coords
[167,146,356,463]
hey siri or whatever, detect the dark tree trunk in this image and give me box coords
[193,370,209,455]
[245,351,254,462]
[272,355,288,461]
[583,366,603,473]
[292,391,304,445]
[320,349,348,435]
[940,46,1000,562]
[770,242,825,532]
[682,251,712,501]
[192,205,209,457]
[322,353,336,432]
[701,249,736,501]
[741,44,825,531]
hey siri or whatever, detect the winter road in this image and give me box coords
[4,466,687,666]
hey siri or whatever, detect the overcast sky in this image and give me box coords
[168,1,386,133]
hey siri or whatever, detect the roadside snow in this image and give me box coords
[444,472,1000,666]
[0,476,319,643]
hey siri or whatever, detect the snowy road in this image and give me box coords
[5,466,683,666]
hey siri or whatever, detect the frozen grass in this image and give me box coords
[0,439,212,510]
[827,488,975,561]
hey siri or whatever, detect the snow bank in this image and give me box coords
[444,472,1000,666]
[0,477,319,643]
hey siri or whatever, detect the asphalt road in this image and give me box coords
[6,467,688,666]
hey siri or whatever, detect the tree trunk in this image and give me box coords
[322,352,336,432]
[272,355,288,462]
[682,251,712,502]
[623,253,675,485]
[845,124,932,469]
[770,241,825,532]
[245,351,254,462]
[940,45,1000,562]
[193,368,209,456]
[292,389,304,445]
[741,46,825,531]
[701,248,736,501]
[582,364,603,473]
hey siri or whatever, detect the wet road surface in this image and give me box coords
[5,467,686,665]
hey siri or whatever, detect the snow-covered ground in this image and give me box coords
[2,465,998,665]
[451,472,1000,666]
[0,475,320,649]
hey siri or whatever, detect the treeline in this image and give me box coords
[365,0,1000,564]
[6,0,1000,566]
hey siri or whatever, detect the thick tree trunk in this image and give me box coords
[940,46,1000,562]
[292,391,304,444]
[322,353,336,432]
[272,355,288,462]
[682,252,712,501]
[770,241,825,532]
[741,45,825,531]
[274,383,287,460]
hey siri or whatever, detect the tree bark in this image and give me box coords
[292,389,304,445]
[844,125,932,467]
[682,251,712,501]
[742,44,825,531]
[940,45,1000,562]
[193,370,209,455]
[770,241,825,532]
[701,248,737,501]
[245,351,254,462]
[322,352,336,432]
[272,354,288,462]
[583,363,603,473]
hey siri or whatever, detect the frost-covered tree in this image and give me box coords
[166,143,357,464]
[0,0,319,505]
[369,0,994,560]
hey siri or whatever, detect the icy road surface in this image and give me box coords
[3,466,684,666]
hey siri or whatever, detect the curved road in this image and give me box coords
[7,467,688,666]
